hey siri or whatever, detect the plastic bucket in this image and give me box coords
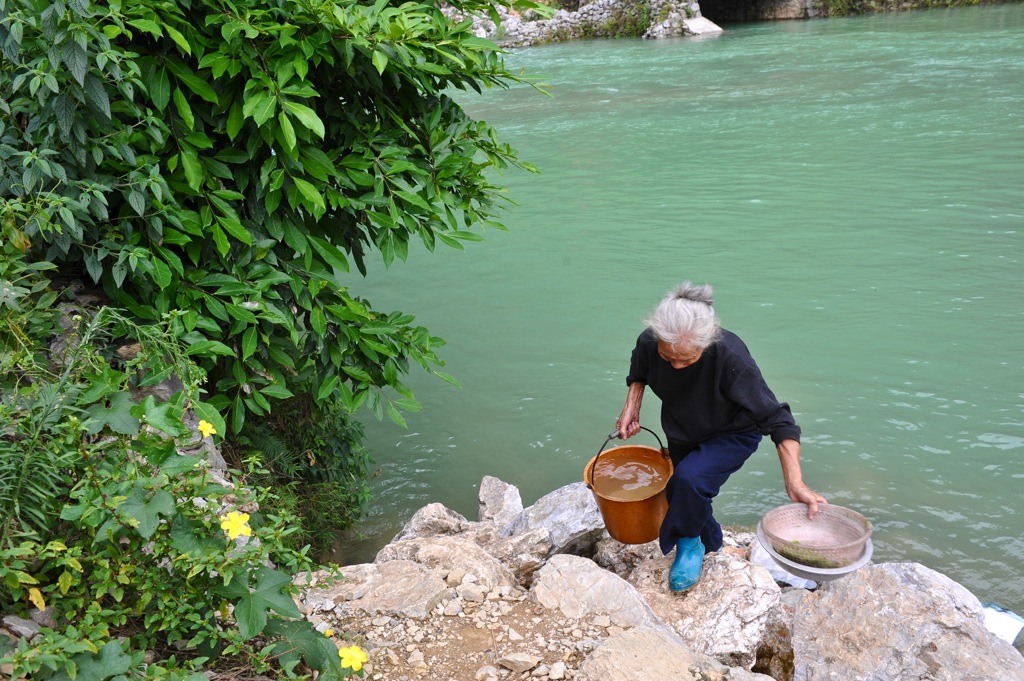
[583,427,673,544]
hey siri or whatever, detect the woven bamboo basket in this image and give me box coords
[759,503,872,569]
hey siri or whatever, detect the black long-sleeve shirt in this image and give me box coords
[627,328,801,452]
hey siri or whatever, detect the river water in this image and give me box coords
[339,5,1024,615]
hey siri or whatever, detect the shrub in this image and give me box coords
[0,0,540,436]
[226,396,373,556]
[0,294,353,679]
[1,0,543,676]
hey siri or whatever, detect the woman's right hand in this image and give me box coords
[617,382,645,439]
[616,406,641,440]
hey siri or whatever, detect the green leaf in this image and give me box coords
[173,87,195,130]
[226,302,258,323]
[316,374,338,401]
[187,339,236,356]
[291,177,325,212]
[210,222,230,256]
[158,453,203,476]
[54,95,76,137]
[433,371,461,387]
[260,384,293,399]
[241,326,257,360]
[359,321,397,336]
[191,400,227,437]
[396,190,431,212]
[216,216,252,245]
[244,91,276,126]
[277,110,297,151]
[283,101,325,139]
[372,49,389,75]
[119,488,176,540]
[231,394,246,433]
[387,400,408,428]
[170,512,226,557]
[83,391,140,436]
[299,146,337,180]
[452,230,485,242]
[163,22,192,55]
[342,366,372,382]
[180,146,203,190]
[152,257,173,287]
[130,395,188,437]
[263,619,343,679]
[127,19,163,37]
[149,66,171,110]
[127,189,146,217]
[216,566,302,640]
[50,640,134,681]
[166,59,220,103]
[62,41,88,85]
[309,306,327,335]
[227,101,244,140]
[306,235,348,272]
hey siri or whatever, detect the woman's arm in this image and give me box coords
[776,438,827,517]
[617,381,645,439]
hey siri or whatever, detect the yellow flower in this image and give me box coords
[323,628,334,638]
[198,419,217,438]
[338,645,367,672]
[220,511,251,540]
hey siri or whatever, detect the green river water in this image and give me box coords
[339,5,1024,615]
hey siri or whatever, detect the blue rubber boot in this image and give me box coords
[669,537,705,592]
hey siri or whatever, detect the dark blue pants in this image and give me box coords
[659,431,762,556]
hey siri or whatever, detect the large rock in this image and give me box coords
[391,502,471,543]
[374,535,517,591]
[502,482,605,556]
[752,587,806,680]
[480,527,554,588]
[577,627,775,681]
[631,553,780,669]
[304,560,449,620]
[682,15,724,34]
[530,554,663,629]
[791,563,1024,680]
[477,475,523,529]
[592,536,663,578]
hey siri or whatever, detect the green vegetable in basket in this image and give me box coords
[776,545,841,569]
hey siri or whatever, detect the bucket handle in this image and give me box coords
[586,426,669,489]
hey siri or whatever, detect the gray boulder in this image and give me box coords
[792,562,1024,680]
[530,554,663,629]
[502,481,605,556]
[631,553,781,670]
[391,502,471,543]
[577,626,775,681]
[477,474,523,528]
[305,560,449,620]
[375,535,517,591]
[752,587,806,680]
[480,527,554,588]
[592,535,663,578]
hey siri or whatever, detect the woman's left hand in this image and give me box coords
[776,440,826,518]
[787,483,828,518]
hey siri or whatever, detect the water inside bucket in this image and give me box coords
[592,459,668,501]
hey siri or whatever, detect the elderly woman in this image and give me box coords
[616,282,827,592]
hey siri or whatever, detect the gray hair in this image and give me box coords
[644,282,722,350]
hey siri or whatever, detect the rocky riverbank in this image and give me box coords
[294,476,1024,681]
[3,473,1023,679]
[449,0,1009,48]
[446,0,728,47]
